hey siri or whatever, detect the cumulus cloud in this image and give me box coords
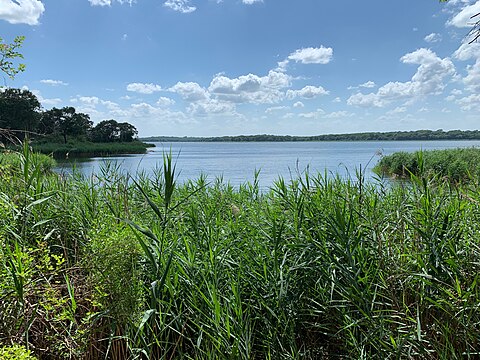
[187,99,235,116]
[359,81,376,88]
[453,42,480,92]
[0,0,45,25]
[156,96,176,107]
[293,101,304,108]
[424,33,442,43]
[242,0,262,3]
[453,42,480,60]
[277,46,333,71]
[169,82,209,102]
[164,0,196,13]
[447,0,480,28]
[456,93,480,110]
[40,79,68,86]
[286,85,329,100]
[347,48,455,107]
[127,82,162,94]
[31,89,61,108]
[208,70,291,104]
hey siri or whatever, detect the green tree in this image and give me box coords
[0,36,26,81]
[90,119,138,142]
[118,122,138,142]
[41,107,93,143]
[0,88,41,139]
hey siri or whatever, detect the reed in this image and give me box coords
[0,145,479,359]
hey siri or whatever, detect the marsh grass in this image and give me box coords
[0,145,479,359]
[373,147,480,182]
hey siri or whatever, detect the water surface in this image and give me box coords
[54,141,480,188]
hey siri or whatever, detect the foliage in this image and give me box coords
[0,36,26,81]
[373,147,480,182]
[40,107,93,144]
[28,140,153,158]
[90,119,138,143]
[0,88,41,139]
[143,129,480,142]
[1,144,480,359]
[0,345,37,360]
[0,150,56,174]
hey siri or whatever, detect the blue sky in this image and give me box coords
[1,0,479,137]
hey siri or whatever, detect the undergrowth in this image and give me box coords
[0,145,479,359]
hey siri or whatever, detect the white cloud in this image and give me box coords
[156,96,176,107]
[348,48,455,107]
[32,89,61,108]
[265,106,289,113]
[0,0,45,25]
[288,46,333,64]
[286,85,329,99]
[164,0,196,13]
[456,93,480,110]
[453,43,480,92]
[463,60,480,91]
[453,42,480,60]
[347,92,385,107]
[209,70,291,104]
[323,111,353,119]
[187,99,235,116]
[277,46,333,71]
[169,82,209,102]
[78,96,100,105]
[127,82,162,94]
[424,33,442,43]
[293,101,304,108]
[447,0,480,28]
[332,97,341,103]
[298,108,325,119]
[359,81,376,88]
[89,0,135,6]
[242,0,262,3]
[89,0,111,5]
[387,106,407,115]
[40,79,68,86]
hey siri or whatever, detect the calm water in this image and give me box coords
[54,141,480,188]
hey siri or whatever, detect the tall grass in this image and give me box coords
[0,145,479,359]
[373,147,480,182]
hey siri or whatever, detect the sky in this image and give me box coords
[1,0,480,137]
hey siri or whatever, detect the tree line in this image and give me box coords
[0,88,138,144]
[143,129,480,143]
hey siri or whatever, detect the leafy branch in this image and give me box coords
[0,35,26,81]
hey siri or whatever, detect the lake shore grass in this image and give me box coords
[373,147,480,182]
[1,146,479,359]
[19,140,155,159]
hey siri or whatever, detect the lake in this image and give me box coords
[54,140,480,189]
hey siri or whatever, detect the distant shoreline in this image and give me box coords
[141,130,480,143]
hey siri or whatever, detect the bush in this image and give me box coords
[0,345,38,360]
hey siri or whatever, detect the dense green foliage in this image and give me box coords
[0,345,38,360]
[143,129,480,142]
[30,140,154,158]
[0,88,41,140]
[1,145,480,359]
[374,147,480,182]
[0,88,140,151]
[0,149,56,173]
